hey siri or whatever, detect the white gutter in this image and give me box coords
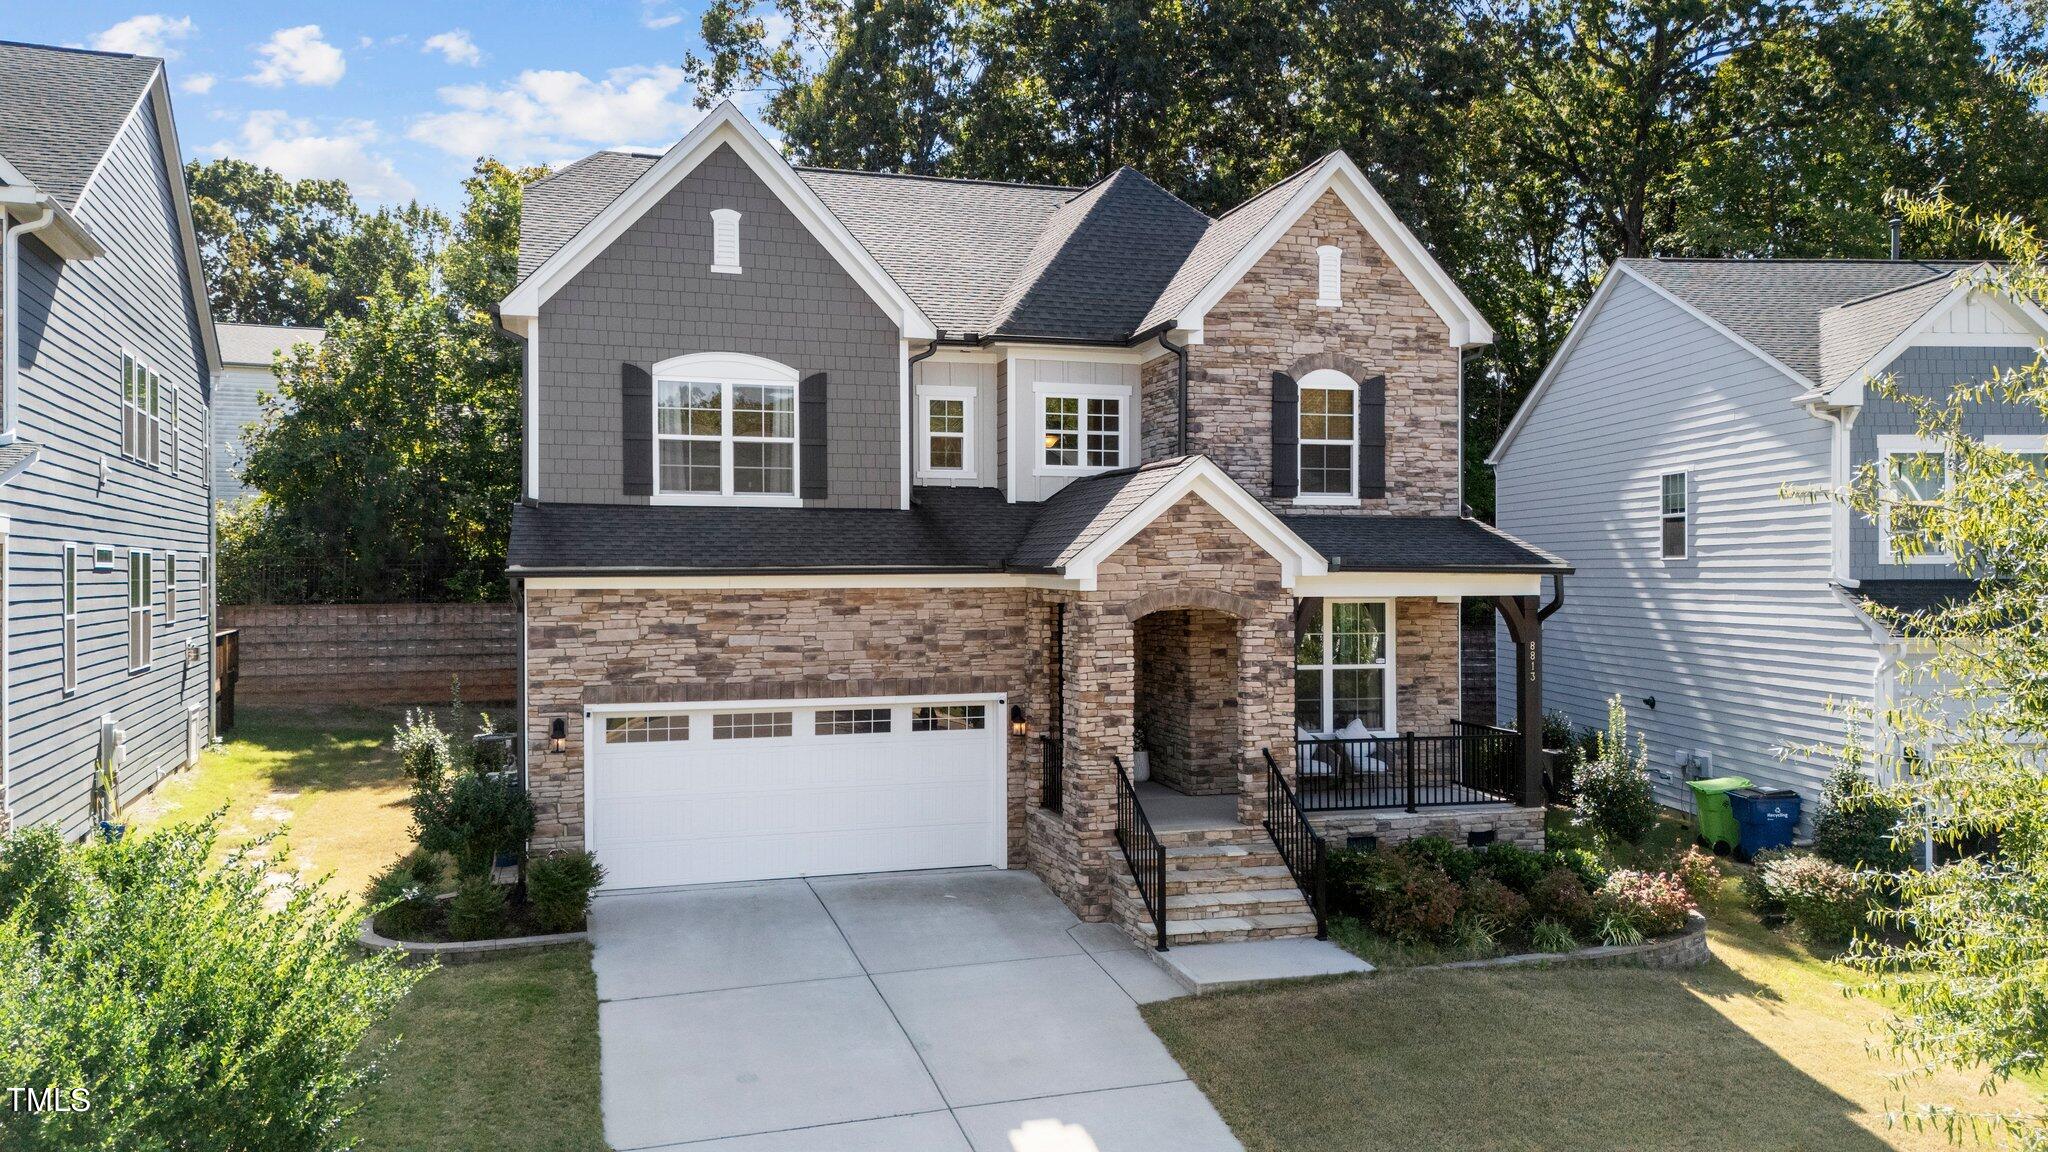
[3,203,59,441]
[1803,400,1860,586]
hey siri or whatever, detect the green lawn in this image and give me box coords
[129,705,607,1152]
[1147,830,2041,1152]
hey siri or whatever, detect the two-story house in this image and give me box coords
[212,321,323,507]
[501,104,1568,946]
[0,41,219,837]
[1489,257,2047,816]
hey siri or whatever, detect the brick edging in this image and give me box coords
[1419,910,1710,972]
[357,917,587,967]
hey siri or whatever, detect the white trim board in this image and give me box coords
[499,103,936,340]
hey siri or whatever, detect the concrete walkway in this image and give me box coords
[589,868,1245,1151]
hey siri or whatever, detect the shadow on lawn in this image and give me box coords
[222,704,495,794]
[1146,956,1903,1152]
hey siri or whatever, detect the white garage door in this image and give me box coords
[586,696,1007,890]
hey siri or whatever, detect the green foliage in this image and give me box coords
[1810,761,1911,871]
[1820,195,2048,1146]
[1672,846,1722,904]
[394,708,457,793]
[1528,866,1598,933]
[1531,919,1579,953]
[366,854,438,940]
[1596,914,1645,948]
[1460,873,1532,942]
[1541,711,1578,751]
[445,878,509,942]
[527,851,606,934]
[1358,853,1464,944]
[1572,696,1660,845]
[0,820,419,1151]
[1399,835,1480,884]
[1544,846,1610,891]
[1477,841,1547,893]
[414,771,535,880]
[1760,853,1867,945]
[1740,849,1791,920]
[184,157,355,326]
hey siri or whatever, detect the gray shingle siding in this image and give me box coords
[1850,344,2047,580]
[6,100,212,837]
[535,144,901,508]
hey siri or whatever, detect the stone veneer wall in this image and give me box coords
[1393,597,1461,734]
[1151,189,1461,516]
[1308,804,1545,851]
[521,586,1052,857]
[1133,609,1239,795]
[223,603,516,705]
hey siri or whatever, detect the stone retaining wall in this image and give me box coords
[222,603,517,706]
[1308,803,1546,851]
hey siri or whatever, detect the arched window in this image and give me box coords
[1296,367,1356,499]
[651,352,798,500]
[1315,245,1342,308]
[710,208,742,274]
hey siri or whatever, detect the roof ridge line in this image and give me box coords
[792,164,1082,193]
[0,39,143,61]
[1827,266,1973,312]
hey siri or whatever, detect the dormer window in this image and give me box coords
[1316,245,1342,308]
[710,209,742,274]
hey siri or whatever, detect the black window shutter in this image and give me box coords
[1357,374,1387,499]
[621,363,653,496]
[1271,371,1299,498]
[800,372,829,500]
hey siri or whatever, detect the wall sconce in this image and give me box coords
[1009,705,1028,737]
[549,718,567,753]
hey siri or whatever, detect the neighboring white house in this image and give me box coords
[1489,257,2047,816]
[211,322,322,506]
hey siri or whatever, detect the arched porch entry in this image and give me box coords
[1124,587,1265,830]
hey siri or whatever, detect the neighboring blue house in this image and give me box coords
[212,322,322,507]
[1488,257,2047,814]
[0,41,220,837]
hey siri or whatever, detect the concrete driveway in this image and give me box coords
[589,868,1245,1151]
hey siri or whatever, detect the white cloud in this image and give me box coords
[641,2,684,29]
[248,25,346,87]
[423,29,483,67]
[178,72,216,94]
[408,65,702,164]
[92,14,196,58]
[206,111,413,199]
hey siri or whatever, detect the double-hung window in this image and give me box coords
[122,353,163,467]
[1294,600,1393,734]
[652,354,799,501]
[917,386,974,478]
[1878,436,1949,564]
[1297,369,1357,501]
[1040,388,1125,472]
[166,551,179,624]
[62,544,78,695]
[1659,472,1688,559]
[128,549,152,671]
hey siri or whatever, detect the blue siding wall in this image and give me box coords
[5,102,212,837]
[1849,344,2048,580]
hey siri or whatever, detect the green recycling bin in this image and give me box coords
[1687,776,1752,855]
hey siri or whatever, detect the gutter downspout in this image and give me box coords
[1804,400,1860,586]
[4,203,58,441]
[905,334,943,497]
[1155,330,1190,456]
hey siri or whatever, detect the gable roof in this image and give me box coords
[216,322,324,367]
[512,114,1490,347]
[0,42,159,209]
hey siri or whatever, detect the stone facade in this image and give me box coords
[1143,190,1462,516]
[1308,804,1545,852]
[522,585,1052,857]
[1133,608,1239,795]
[1392,597,1461,735]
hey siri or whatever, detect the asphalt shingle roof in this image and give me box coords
[1852,579,1980,634]
[0,42,160,209]
[511,144,1349,344]
[216,322,324,367]
[508,456,1567,577]
[1624,258,1978,385]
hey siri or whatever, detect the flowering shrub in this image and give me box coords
[1573,696,1661,845]
[1461,874,1532,940]
[1597,869,1694,937]
[1529,866,1598,932]
[1360,853,1463,943]
[1672,846,1721,903]
[1760,853,1868,944]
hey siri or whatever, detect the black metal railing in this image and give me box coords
[1262,748,1329,939]
[1114,754,1168,951]
[1040,736,1064,812]
[1293,727,1523,811]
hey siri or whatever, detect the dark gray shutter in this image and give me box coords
[1271,371,1298,498]
[1357,374,1387,499]
[622,363,653,496]
[800,372,828,500]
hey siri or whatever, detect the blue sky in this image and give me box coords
[14,2,765,210]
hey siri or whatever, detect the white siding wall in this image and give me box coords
[910,358,998,488]
[1494,273,1880,812]
[1007,356,1140,502]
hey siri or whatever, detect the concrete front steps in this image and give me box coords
[1111,824,1320,947]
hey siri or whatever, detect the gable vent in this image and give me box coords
[1316,245,1342,308]
[710,208,742,274]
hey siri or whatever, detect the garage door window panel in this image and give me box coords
[714,711,794,740]
[817,708,892,735]
[605,715,689,744]
[912,704,986,731]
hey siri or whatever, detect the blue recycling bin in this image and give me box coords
[1727,787,1801,861]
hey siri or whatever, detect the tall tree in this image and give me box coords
[185,158,354,326]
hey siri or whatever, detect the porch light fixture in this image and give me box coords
[1009,705,1028,737]
[549,718,567,753]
